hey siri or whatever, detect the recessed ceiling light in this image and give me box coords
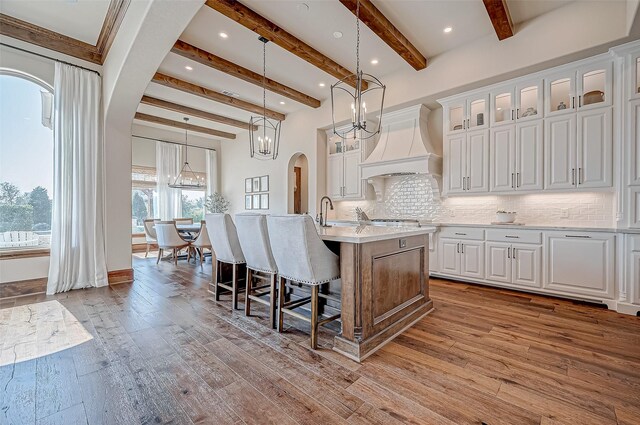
[443,26,453,34]
[185,65,193,71]
[280,101,286,105]
[319,82,326,87]
[219,32,229,39]
[370,59,379,65]
[333,31,343,39]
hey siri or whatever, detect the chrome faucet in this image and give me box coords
[319,196,334,227]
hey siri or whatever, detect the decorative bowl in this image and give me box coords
[495,211,517,223]
[583,90,604,105]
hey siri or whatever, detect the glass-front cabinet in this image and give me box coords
[490,86,515,126]
[444,94,488,134]
[577,61,612,110]
[516,80,543,121]
[545,71,576,116]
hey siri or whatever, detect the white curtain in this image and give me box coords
[156,142,182,220]
[47,62,107,295]
[205,149,218,197]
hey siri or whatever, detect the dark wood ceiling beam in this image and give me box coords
[0,13,101,64]
[482,0,514,41]
[171,40,321,108]
[134,112,237,139]
[204,0,366,89]
[96,0,131,58]
[140,95,256,130]
[338,0,426,71]
[151,72,286,121]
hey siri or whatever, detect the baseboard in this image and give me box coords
[108,268,134,285]
[616,302,640,316]
[0,277,47,299]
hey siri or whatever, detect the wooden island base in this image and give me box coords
[329,233,434,362]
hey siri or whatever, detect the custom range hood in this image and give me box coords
[360,104,442,198]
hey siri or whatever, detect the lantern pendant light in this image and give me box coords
[249,36,281,160]
[331,0,385,140]
[168,117,204,189]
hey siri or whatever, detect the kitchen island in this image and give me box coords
[318,224,437,362]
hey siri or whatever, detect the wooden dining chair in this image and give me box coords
[142,219,158,258]
[190,220,213,267]
[266,215,341,349]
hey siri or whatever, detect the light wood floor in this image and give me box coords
[1,256,640,425]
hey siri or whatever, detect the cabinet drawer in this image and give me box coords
[631,235,640,252]
[486,229,542,244]
[439,227,484,240]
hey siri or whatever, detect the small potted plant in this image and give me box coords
[495,210,517,223]
[205,192,230,213]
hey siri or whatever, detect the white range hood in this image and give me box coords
[360,104,442,198]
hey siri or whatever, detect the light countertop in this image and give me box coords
[435,222,640,233]
[318,224,436,243]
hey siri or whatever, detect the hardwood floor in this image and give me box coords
[1,256,639,424]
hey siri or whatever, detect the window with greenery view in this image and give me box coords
[0,73,53,250]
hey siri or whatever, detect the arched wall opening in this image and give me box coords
[287,152,309,214]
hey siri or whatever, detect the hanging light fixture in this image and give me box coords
[249,36,281,160]
[168,117,204,189]
[331,0,385,140]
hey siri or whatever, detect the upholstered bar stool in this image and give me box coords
[266,215,341,349]
[205,213,246,310]
[235,213,278,329]
[155,221,191,265]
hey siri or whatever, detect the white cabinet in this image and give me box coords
[444,129,489,194]
[438,238,485,279]
[544,107,612,190]
[327,154,343,198]
[444,94,489,134]
[327,150,362,200]
[629,100,640,185]
[490,120,543,192]
[486,242,541,288]
[544,231,615,299]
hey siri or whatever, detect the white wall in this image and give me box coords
[221,1,633,218]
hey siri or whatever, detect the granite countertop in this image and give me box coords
[318,224,436,243]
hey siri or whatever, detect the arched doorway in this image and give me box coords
[287,153,309,214]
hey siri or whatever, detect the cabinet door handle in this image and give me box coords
[578,95,582,108]
[454,232,467,235]
[578,168,583,185]
[511,110,514,120]
[462,177,466,191]
[571,168,575,185]
[512,248,516,260]
[565,234,591,239]
[467,176,471,189]
[511,173,515,189]
[571,96,575,109]
[508,247,511,259]
[457,242,460,253]
[461,244,464,254]
[516,108,520,119]
[505,235,519,238]
[517,172,521,188]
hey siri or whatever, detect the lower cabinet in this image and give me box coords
[438,238,485,279]
[544,231,615,299]
[485,242,542,288]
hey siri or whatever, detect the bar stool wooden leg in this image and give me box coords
[156,248,163,264]
[277,276,286,332]
[232,263,239,310]
[245,268,253,316]
[310,285,319,349]
[269,273,277,329]
[173,248,178,265]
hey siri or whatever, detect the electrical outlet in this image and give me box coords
[560,208,569,218]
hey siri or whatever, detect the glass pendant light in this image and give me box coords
[249,36,281,160]
[168,117,204,189]
[331,0,385,140]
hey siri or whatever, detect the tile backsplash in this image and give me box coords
[332,175,616,228]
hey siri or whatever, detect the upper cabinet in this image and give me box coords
[544,60,613,116]
[445,93,489,134]
[491,80,543,127]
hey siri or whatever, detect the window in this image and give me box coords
[131,166,157,233]
[181,189,206,223]
[0,72,53,250]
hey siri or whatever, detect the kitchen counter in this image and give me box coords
[434,222,638,233]
[318,224,436,243]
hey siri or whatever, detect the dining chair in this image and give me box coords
[190,220,213,267]
[174,217,194,225]
[155,221,191,265]
[235,213,278,329]
[205,213,246,310]
[266,214,341,349]
[143,219,158,258]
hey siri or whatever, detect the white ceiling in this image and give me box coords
[143,0,579,139]
[0,0,111,45]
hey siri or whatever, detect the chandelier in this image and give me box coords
[249,36,281,160]
[331,0,385,140]
[168,117,204,189]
